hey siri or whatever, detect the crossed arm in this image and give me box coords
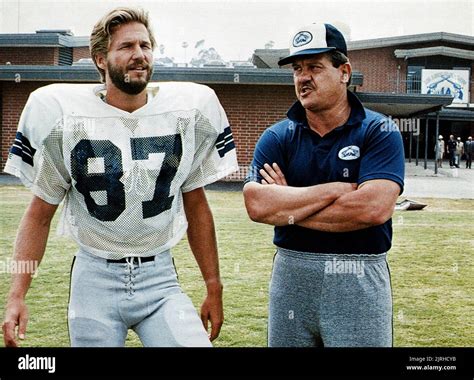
[243,163,400,232]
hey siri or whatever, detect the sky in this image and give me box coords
[0,0,472,62]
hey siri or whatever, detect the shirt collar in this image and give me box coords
[93,84,159,104]
[287,90,366,128]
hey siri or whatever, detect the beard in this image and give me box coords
[107,61,153,95]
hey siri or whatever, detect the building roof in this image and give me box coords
[426,107,474,121]
[394,46,474,60]
[357,92,453,117]
[253,49,288,69]
[0,64,364,86]
[0,31,89,48]
[347,32,474,51]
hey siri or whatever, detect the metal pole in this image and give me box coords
[416,124,420,166]
[396,66,400,93]
[408,131,413,163]
[424,118,428,170]
[434,112,440,174]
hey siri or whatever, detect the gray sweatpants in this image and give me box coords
[268,247,393,347]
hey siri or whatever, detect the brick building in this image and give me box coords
[0,30,472,179]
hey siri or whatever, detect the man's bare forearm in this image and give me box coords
[183,188,221,292]
[8,196,57,300]
[183,187,224,340]
[297,180,400,232]
[243,181,355,226]
[297,208,373,232]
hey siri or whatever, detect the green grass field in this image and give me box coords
[0,186,473,347]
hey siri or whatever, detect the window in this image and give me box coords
[407,65,423,94]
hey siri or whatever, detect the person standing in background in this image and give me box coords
[455,137,464,168]
[447,135,457,168]
[435,135,445,168]
[465,136,473,169]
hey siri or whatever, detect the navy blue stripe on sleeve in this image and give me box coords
[9,131,36,167]
[215,126,235,158]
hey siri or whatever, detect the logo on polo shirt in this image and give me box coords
[338,145,360,160]
[293,31,312,47]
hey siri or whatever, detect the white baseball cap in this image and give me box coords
[278,23,348,66]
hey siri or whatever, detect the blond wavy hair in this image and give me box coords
[90,7,156,82]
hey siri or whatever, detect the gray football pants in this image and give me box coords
[68,248,211,347]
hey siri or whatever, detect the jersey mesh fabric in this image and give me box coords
[5,83,238,259]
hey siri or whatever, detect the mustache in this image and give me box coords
[126,61,151,70]
[298,82,315,91]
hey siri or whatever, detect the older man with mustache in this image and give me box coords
[243,23,405,347]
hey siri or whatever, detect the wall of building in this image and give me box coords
[403,45,474,100]
[0,81,50,168]
[349,41,474,98]
[209,84,296,179]
[0,47,57,65]
[349,46,405,93]
[0,45,92,66]
[73,46,91,62]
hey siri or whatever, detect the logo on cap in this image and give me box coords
[293,31,312,47]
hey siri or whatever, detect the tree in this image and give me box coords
[264,40,275,49]
[190,44,225,67]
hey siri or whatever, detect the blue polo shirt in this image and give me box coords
[246,91,405,254]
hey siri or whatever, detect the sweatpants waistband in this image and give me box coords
[276,246,387,262]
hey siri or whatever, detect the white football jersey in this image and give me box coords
[5,82,238,259]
